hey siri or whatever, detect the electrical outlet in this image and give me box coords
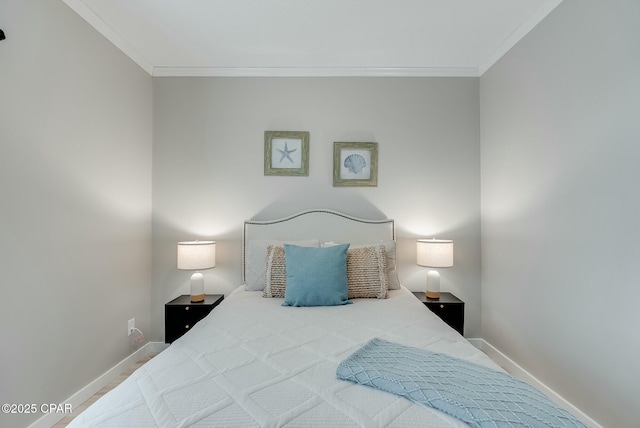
[128,318,135,336]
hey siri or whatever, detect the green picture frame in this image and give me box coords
[333,142,378,187]
[264,131,310,176]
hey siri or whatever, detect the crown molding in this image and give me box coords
[151,66,480,78]
[62,0,154,75]
[65,0,562,79]
[479,0,563,75]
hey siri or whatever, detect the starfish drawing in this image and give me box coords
[277,142,297,164]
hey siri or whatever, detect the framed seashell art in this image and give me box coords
[264,131,310,176]
[333,142,378,187]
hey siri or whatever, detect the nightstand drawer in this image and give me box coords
[166,305,209,333]
[426,302,464,335]
[413,292,464,336]
[165,295,224,343]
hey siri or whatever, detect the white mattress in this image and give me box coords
[70,287,501,427]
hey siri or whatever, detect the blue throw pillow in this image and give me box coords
[282,243,351,307]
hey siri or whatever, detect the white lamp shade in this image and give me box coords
[177,241,216,270]
[416,239,454,268]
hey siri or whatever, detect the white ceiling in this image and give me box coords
[63,0,563,77]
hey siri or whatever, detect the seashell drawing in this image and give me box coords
[344,154,367,174]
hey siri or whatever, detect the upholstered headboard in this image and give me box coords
[242,209,395,283]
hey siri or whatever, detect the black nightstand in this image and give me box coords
[165,294,224,343]
[413,292,464,336]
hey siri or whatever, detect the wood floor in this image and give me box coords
[52,355,153,427]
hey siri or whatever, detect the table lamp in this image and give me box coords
[417,239,453,299]
[177,240,216,302]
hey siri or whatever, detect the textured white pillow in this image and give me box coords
[379,240,400,290]
[245,239,319,291]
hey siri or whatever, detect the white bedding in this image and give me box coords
[70,286,501,427]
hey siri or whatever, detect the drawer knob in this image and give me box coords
[185,306,190,311]
[185,324,190,329]
[440,304,444,309]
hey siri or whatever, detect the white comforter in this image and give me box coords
[70,287,500,427]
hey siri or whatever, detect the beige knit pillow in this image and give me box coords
[346,245,388,299]
[263,245,286,298]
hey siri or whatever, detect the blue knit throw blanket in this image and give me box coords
[336,338,586,428]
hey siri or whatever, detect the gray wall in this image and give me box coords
[480,1,640,427]
[152,77,481,340]
[0,1,152,426]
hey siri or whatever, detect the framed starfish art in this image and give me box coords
[264,131,310,176]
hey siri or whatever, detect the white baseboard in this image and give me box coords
[147,341,170,354]
[28,342,167,428]
[467,338,602,428]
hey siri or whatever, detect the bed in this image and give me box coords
[68,210,579,427]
